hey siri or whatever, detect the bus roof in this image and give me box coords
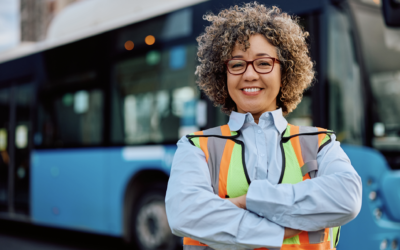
[0,0,207,64]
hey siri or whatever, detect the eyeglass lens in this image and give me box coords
[227,58,274,74]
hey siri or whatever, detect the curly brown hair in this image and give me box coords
[195,2,315,115]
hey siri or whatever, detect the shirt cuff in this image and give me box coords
[236,211,285,248]
[246,179,284,222]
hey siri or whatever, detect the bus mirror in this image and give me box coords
[382,0,400,27]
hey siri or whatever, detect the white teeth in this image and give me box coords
[243,88,260,92]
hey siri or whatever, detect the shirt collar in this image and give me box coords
[227,108,287,135]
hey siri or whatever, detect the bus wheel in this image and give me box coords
[131,186,178,250]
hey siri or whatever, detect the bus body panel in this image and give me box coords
[103,145,176,236]
[31,145,176,236]
[31,148,108,233]
[341,144,400,249]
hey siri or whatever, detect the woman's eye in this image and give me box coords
[232,63,244,68]
[229,61,245,69]
[257,61,271,66]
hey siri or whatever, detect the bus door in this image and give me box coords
[0,82,34,216]
[0,87,10,213]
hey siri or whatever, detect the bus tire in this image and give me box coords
[131,183,179,250]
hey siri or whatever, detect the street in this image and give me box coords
[0,220,133,250]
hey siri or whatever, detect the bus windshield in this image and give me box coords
[352,3,400,152]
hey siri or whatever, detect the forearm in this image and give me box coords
[166,188,284,250]
[246,170,362,231]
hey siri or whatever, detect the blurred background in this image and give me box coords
[0,0,400,249]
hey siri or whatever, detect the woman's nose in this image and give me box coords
[243,63,259,81]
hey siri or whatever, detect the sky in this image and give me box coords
[0,0,20,53]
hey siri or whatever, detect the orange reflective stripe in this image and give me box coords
[317,127,327,146]
[200,137,209,162]
[299,231,310,244]
[220,124,231,136]
[288,125,309,180]
[280,241,332,250]
[303,172,311,180]
[183,237,208,246]
[218,140,235,198]
[184,239,333,250]
[324,228,329,242]
[289,125,304,166]
[192,131,209,162]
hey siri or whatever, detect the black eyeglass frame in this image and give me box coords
[224,57,281,75]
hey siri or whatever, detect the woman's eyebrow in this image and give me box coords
[256,53,271,57]
[231,53,272,59]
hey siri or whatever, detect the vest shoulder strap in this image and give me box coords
[186,124,238,139]
[186,124,238,149]
[283,124,334,151]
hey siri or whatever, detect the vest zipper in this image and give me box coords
[335,226,341,246]
[231,139,251,185]
[278,129,287,184]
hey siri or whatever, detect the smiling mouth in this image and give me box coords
[242,88,263,93]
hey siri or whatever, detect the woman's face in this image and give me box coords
[227,34,282,117]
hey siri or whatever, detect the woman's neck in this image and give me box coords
[251,112,262,124]
[236,104,279,125]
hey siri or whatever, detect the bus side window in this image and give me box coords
[36,89,104,147]
[351,3,400,167]
[111,44,200,145]
[327,7,364,145]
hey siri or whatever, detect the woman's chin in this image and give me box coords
[238,103,277,115]
[239,107,264,115]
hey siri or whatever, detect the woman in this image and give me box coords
[165,3,362,250]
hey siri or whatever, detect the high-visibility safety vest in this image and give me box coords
[183,123,340,250]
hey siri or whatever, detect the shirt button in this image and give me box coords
[258,130,262,134]
[273,216,277,220]
[259,213,263,217]
[261,153,265,157]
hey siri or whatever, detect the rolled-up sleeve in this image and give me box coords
[246,134,362,231]
[165,136,284,250]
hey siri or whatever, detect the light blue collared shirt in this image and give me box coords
[165,109,362,250]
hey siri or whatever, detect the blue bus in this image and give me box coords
[0,0,399,249]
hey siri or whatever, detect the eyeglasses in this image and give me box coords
[225,57,280,75]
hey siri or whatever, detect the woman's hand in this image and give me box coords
[284,228,302,239]
[227,194,247,209]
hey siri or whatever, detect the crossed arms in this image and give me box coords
[165,135,362,250]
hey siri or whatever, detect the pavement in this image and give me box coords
[0,219,132,250]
